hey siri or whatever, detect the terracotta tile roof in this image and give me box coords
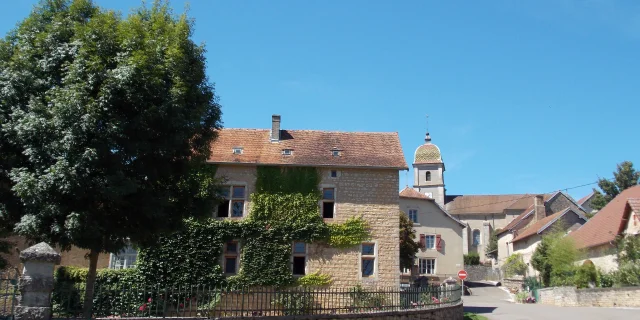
[497,193,556,235]
[576,192,595,206]
[511,208,582,243]
[399,187,432,200]
[445,194,528,215]
[626,198,640,213]
[208,129,408,169]
[569,185,640,249]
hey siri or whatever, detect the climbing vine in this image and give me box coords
[59,166,372,291]
[327,216,371,248]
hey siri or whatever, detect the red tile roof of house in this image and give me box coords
[627,198,640,213]
[511,208,577,243]
[569,185,640,249]
[399,187,432,200]
[208,129,408,169]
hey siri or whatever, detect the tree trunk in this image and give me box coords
[82,249,99,320]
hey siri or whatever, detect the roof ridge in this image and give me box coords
[218,128,399,134]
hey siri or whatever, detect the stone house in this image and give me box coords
[496,192,588,269]
[509,206,586,275]
[576,192,598,216]
[398,187,465,285]
[570,185,640,272]
[3,115,408,289]
[207,115,408,288]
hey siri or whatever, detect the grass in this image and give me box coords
[464,312,489,320]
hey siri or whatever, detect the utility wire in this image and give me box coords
[446,177,613,211]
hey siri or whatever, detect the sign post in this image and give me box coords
[458,270,468,297]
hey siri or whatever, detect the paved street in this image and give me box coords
[463,283,638,320]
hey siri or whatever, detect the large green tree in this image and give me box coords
[0,0,222,317]
[399,211,421,271]
[591,161,639,211]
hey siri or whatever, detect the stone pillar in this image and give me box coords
[461,223,469,255]
[15,242,61,320]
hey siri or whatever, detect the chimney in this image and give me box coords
[271,115,281,142]
[534,195,545,221]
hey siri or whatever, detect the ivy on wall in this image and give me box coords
[59,166,372,291]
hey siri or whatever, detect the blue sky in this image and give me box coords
[2,0,638,199]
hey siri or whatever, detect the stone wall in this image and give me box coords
[216,166,401,288]
[1,235,110,272]
[538,286,640,308]
[463,265,501,282]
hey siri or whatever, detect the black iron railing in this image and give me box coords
[0,269,19,320]
[52,283,462,318]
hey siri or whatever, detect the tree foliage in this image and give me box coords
[486,229,499,256]
[502,253,527,277]
[612,235,640,286]
[0,0,222,315]
[531,224,579,287]
[591,161,639,211]
[399,211,421,270]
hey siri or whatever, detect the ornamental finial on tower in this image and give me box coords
[425,132,431,143]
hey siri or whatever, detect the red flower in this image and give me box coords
[179,303,184,308]
[139,303,147,311]
[148,298,152,303]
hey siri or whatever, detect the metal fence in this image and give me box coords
[1,269,19,320]
[52,282,462,318]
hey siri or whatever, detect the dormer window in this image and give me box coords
[232,147,243,155]
[332,150,341,157]
[282,149,293,156]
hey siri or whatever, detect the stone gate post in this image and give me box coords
[14,242,61,320]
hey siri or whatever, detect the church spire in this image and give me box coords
[425,114,431,143]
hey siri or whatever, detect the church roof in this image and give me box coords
[445,194,528,215]
[413,133,442,164]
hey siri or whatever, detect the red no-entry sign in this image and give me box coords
[458,270,468,280]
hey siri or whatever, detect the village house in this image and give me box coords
[399,187,465,286]
[569,185,640,272]
[2,115,408,289]
[576,192,598,216]
[207,114,408,287]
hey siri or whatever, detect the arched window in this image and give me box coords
[472,229,481,246]
[425,171,431,181]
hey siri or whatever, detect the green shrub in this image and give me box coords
[271,291,315,316]
[502,254,527,277]
[296,271,332,287]
[612,262,640,287]
[515,291,528,303]
[574,263,598,288]
[523,276,540,290]
[464,253,480,266]
[598,271,614,288]
[348,285,387,310]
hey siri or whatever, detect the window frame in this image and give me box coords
[320,185,336,219]
[109,246,138,270]
[216,183,247,218]
[418,258,436,275]
[291,241,307,276]
[472,229,481,246]
[424,234,436,249]
[222,240,241,275]
[360,241,378,279]
[408,209,418,223]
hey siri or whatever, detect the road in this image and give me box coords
[462,282,638,320]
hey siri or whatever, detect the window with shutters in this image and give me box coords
[419,258,436,275]
[420,234,435,249]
